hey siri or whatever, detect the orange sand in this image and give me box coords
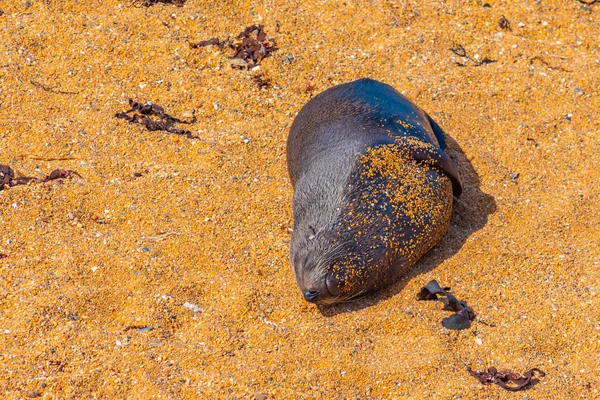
[1,0,599,398]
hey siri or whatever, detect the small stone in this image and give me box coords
[574,88,584,95]
[24,1,32,8]
[137,326,154,332]
[510,172,520,182]
[254,394,267,400]
[282,54,294,64]
[181,111,194,120]
[230,58,249,69]
[183,302,202,313]
[27,389,41,398]
[67,212,75,220]
[241,136,251,144]
[475,337,483,345]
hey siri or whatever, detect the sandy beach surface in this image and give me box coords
[1,0,599,398]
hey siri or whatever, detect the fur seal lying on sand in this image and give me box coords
[287,78,462,305]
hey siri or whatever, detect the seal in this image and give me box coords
[287,78,462,305]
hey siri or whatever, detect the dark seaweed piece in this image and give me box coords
[116,99,196,139]
[417,280,476,330]
[442,306,473,330]
[529,56,573,73]
[44,169,82,182]
[231,25,275,67]
[0,164,13,190]
[467,367,545,391]
[189,38,221,48]
[252,73,270,89]
[12,176,37,186]
[124,325,155,332]
[498,15,512,31]
[30,79,81,95]
[131,0,185,7]
[450,44,496,67]
[577,0,599,4]
[1,164,80,190]
[0,254,8,259]
[416,279,448,300]
[190,25,275,68]
[236,25,262,39]
[305,83,317,93]
[441,292,462,312]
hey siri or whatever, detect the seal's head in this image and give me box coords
[290,141,454,305]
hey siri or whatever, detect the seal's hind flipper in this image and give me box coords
[425,112,447,150]
[399,138,463,197]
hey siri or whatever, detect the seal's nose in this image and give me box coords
[303,290,320,302]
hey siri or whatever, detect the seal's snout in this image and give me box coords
[303,290,320,302]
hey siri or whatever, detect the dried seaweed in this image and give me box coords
[498,15,512,31]
[577,0,599,4]
[30,79,81,95]
[0,254,8,259]
[252,73,270,89]
[305,83,317,93]
[115,99,196,138]
[230,25,275,68]
[190,25,275,69]
[467,367,545,391]
[130,0,185,7]
[124,325,154,332]
[417,280,476,330]
[0,164,80,191]
[450,44,496,67]
[189,38,223,49]
[530,56,572,72]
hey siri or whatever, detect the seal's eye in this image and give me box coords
[325,273,341,296]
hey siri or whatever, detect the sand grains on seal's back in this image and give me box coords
[324,138,454,295]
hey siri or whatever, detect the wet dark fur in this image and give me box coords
[287,78,462,304]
